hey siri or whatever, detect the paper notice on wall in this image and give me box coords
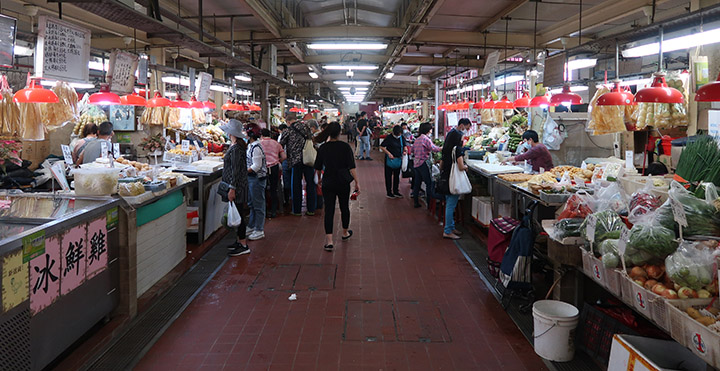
[196,72,212,101]
[483,51,499,76]
[35,16,91,83]
[447,112,459,127]
[2,250,28,313]
[108,49,139,94]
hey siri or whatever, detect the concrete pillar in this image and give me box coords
[213,68,224,116]
[262,81,271,126]
[278,88,286,121]
[149,48,165,96]
[434,80,439,139]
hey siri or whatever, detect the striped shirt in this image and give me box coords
[412,134,441,168]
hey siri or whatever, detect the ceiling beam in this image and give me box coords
[281,26,404,39]
[538,0,672,45]
[302,54,390,65]
[475,0,528,32]
[240,0,305,63]
[303,3,396,17]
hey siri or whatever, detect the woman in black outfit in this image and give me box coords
[219,119,251,256]
[380,125,406,199]
[314,122,359,252]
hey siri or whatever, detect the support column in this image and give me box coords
[434,80,439,139]
[213,68,224,117]
[278,88,286,121]
[149,48,165,96]
[262,81,271,127]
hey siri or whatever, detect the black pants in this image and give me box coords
[384,163,401,196]
[267,164,280,216]
[413,162,439,205]
[323,183,351,234]
[232,201,249,241]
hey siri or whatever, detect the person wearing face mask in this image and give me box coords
[438,118,472,240]
[506,130,554,172]
[380,125,407,199]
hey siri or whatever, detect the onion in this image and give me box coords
[652,283,667,295]
[646,265,663,280]
[630,266,648,279]
[644,279,658,290]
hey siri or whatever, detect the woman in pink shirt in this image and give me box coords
[260,129,287,218]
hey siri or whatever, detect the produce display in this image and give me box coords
[665,241,716,290]
[550,166,593,183]
[674,136,720,188]
[580,210,626,244]
[552,218,584,240]
[558,193,593,220]
[656,182,720,238]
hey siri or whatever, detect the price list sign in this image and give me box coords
[108,49,138,94]
[35,16,90,83]
[0,15,16,68]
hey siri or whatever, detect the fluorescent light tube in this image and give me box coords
[40,80,95,89]
[323,65,378,70]
[162,76,191,86]
[14,45,33,56]
[210,85,232,93]
[88,60,108,71]
[234,74,251,82]
[385,72,395,79]
[623,27,720,58]
[308,43,386,50]
[549,86,588,94]
[309,72,319,79]
[334,81,371,86]
[567,59,597,70]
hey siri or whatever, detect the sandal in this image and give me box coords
[342,230,353,241]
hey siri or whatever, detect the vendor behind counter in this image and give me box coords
[506,130,553,172]
[80,121,114,164]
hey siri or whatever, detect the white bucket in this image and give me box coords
[532,300,580,362]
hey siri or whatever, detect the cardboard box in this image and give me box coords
[21,140,50,170]
[608,334,706,371]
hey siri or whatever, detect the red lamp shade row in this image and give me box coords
[482,99,495,110]
[529,94,551,108]
[473,98,485,110]
[696,72,720,102]
[494,96,514,110]
[550,84,582,106]
[89,84,121,105]
[147,92,171,107]
[634,73,684,104]
[14,79,59,103]
[188,96,205,109]
[120,92,147,106]
[203,101,216,110]
[171,97,190,109]
[513,92,531,108]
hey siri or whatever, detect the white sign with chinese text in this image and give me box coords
[35,16,91,83]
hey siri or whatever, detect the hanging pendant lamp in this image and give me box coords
[222,99,243,111]
[171,97,190,109]
[188,96,205,109]
[696,72,720,102]
[473,97,485,109]
[120,92,147,106]
[89,84,121,105]
[203,101,216,110]
[249,102,261,111]
[495,96,514,110]
[598,42,635,106]
[14,78,59,103]
[635,26,683,104]
[482,98,496,110]
[550,83,583,106]
[529,94,551,108]
[147,91,171,107]
[513,91,531,108]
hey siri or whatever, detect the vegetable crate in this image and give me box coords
[581,249,623,297]
[666,300,719,368]
[621,274,673,333]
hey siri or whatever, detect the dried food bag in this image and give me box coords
[665,240,718,290]
[20,103,44,140]
[558,192,594,220]
[493,109,504,124]
[480,108,493,124]
[0,76,20,137]
[628,178,662,219]
[626,206,678,263]
[671,103,689,127]
[579,209,626,244]
[594,182,629,215]
[656,181,720,238]
[587,85,608,132]
[624,104,638,130]
[42,81,79,128]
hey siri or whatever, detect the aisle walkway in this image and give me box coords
[135,150,547,370]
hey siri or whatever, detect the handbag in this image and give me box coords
[449,147,472,195]
[386,156,402,169]
[401,153,409,172]
[302,139,316,166]
[217,181,231,202]
[401,157,414,178]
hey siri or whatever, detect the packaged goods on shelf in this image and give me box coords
[633,102,688,129]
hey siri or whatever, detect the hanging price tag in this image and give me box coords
[175,131,180,144]
[181,140,190,152]
[100,141,109,159]
[113,143,121,158]
[671,198,688,227]
[61,144,73,165]
[586,214,597,244]
[618,228,630,272]
[192,140,200,149]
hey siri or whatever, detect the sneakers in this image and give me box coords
[386,194,395,199]
[324,244,334,252]
[248,231,265,241]
[306,211,315,216]
[453,229,463,236]
[228,244,250,256]
[393,193,403,199]
[245,227,254,235]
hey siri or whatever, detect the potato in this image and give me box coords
[687,307,702,320]
[697,316,716,326]
[708,307,720,316]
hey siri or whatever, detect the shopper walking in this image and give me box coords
[278,124,292,209]
[412,122,442,208]
[440,118,472,240]
[313,122,358,252]
[219,119,251,256]
[356,112,371,160]
[245,126,268,240]
[380,125,406,199]
[280,119,317,216]
[260,128,286,218]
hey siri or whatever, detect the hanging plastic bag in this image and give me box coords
[628,179,662,220]
[542,114,564,150]
[666,241,719,290]
[227,202,242,227]
[579,209,626,245]
[594,182,629,215]
[626,206,678,264]
[558,192,594,220]
[401,153,409,172]
[449,147,471,195]
[656,181,720,238]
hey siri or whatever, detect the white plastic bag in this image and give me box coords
[449,147,471,195]
[227,202,242,227]
[401,154,409,172]
[542,115,564,150]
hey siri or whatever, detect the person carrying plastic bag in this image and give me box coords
[218,119,252,257]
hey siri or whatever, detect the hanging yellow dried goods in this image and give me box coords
[0,89,20,137]
[587,86,626,135]
[20,103,45,140]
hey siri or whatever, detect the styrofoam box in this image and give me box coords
[471,196,491,225]
[498,203,511,218]
[608,334,706,371]
[667,299,719,368]
[580,249,623,297]
[471,196,480,221]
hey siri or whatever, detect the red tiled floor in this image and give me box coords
[134,150,548,371]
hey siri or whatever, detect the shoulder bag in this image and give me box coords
[385,137,402,169]
[291,124,317,166]
[449,146,472,195]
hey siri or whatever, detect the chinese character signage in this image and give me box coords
[2,250,28,313]
[35,16,91,83]
[28,215,108,315]
[108,49,138,94]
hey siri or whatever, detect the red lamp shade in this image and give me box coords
[89,84,121,105]
[529,94,551,108]
[188,96,205,109]
[289,107,301,113]
[473,98,485,109]
[482,99,495,109]
[222,99,243,111]
[438,102,447,111]
[635,73,684,104]
[249,102,261,111]
[550,84,582,106]
[14,79,59,103]
[458,100,471,110]
[171,97,190,109]
[147,92,171,107]
[120,92,147,106]
[495,96,514,110]
[597,82,635,106]
[696,72,720,102]
[513,92,531,108]
[203,101,216,110]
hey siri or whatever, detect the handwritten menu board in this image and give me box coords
[196,72,212,101]
[35,16,90,83]
[108,49,138,94]
[0,15,16,68]
[543,54,565,88]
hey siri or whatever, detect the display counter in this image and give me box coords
[173,167,224,243]
[0,192,120,371]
